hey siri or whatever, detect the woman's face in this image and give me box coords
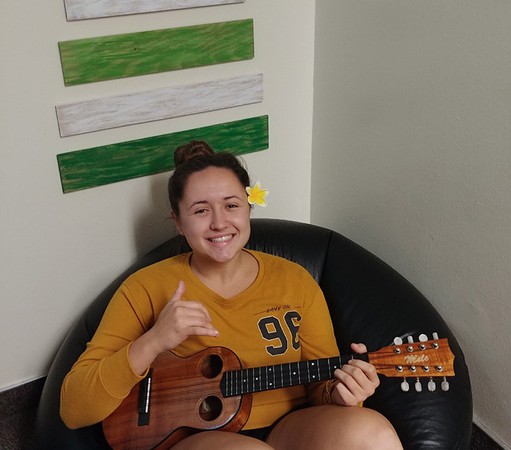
[173,166,251,267]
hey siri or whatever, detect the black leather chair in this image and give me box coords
[34,218,472,449]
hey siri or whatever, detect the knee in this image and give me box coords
[355,409,403,450]
[172,431,274,450]
[320,406,403,450]
[268,406,402,450]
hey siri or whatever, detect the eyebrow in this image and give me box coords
[188,195,244,209]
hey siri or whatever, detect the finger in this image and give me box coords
[172,310,219,337]
[341,364,380,398]
[186,324,220,338]
[169,302,214,329]
[169,280,186,303]
[334,363,379,397]
[331,380,360,406]
[178,300,214,324]
[171,301,218,335]
[350,342,367,354]
[334,366,368,394]
[347,359,380,384]
[168,282,214,323]
[330,374,364,406]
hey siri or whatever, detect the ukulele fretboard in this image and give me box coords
[221,354,367,397]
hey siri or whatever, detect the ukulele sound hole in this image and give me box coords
[200,354,223,379]
[199,396,223,422]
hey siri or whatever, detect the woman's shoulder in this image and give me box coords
[125,252,191,283]
[249,250,313,277]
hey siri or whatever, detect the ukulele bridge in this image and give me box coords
[137,369,152,426]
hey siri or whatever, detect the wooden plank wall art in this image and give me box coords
[57,116,269,193]
[56,74,263,136]
[59,19,254,85]
[64,0,245,21]
[56,0,269,193]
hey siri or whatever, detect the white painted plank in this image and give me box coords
[56,74,263,137]
[64,0,245,21]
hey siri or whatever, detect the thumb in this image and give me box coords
[169,280,186,303]
[350,342,368,354]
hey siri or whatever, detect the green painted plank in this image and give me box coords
[57,115,269,193]
[59,19,254,86]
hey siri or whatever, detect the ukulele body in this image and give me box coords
[103,347,252,450]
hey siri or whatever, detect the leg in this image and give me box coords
[171,430,275,450]
[266,405,403,450]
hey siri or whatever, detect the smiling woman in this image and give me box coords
[172,169,256,297]
[173,168,252,262]
[59,141,403,450]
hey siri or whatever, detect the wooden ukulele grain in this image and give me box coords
[103,347,252,449]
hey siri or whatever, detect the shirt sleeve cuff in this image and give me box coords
[100,343,149,399]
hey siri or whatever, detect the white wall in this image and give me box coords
[312,1,511,447]
[0,0,315,390]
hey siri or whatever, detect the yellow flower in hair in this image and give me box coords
[246,181,269,207]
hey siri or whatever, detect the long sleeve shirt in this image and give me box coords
[60,250,339,430]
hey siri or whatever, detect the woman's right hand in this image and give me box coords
[149,280,219,353]
[128,281,218,375]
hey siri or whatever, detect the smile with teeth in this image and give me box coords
[208,234,234,243]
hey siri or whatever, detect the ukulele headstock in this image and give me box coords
[368,333,455,392]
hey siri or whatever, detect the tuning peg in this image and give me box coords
[393,337,403,354]
[415,378,422,392]
[407,336,414,352]
[428,378,436,392]
[432,332,440,349]
[418,334,428,349]
[401,378,410,392]
[441,377,450,392]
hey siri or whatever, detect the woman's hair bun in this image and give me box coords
[174,140,214,167]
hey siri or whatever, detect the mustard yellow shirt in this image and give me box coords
[61,250,339,430]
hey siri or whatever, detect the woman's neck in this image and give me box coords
[190,250,258,298]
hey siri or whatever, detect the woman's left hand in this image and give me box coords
[330,342,380,406]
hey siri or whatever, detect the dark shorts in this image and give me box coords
[239,426,274,441]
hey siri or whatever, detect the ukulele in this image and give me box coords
[103,333,455,450]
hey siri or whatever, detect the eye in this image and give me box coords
[194,208,208,215]
[227,203,239,209]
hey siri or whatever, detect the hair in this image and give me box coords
[168,140,250,216]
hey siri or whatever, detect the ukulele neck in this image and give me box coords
[220,354,368,397]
